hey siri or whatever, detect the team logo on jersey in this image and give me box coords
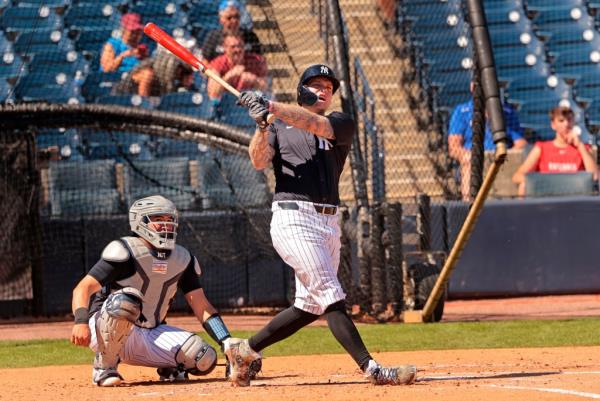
[152,260,168,274]
[318,137,332,150]
[320,65,329,74]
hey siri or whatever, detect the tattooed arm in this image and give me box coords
[249,126,275,170]
[270,101,334,140]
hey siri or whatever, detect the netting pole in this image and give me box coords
[369,204,386,315]
[416,193,431,252]
[325,0,372,312]
[414,0,508,323]
[382,202,403,318]
[470,54,485,199]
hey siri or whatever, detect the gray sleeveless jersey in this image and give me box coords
[112,237,200,328]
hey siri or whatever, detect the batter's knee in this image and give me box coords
[105,288,143,323]
[324,300,347,314]
[176,335,217,376]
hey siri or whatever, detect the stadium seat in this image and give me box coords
[507,75,571,105]
[81,71,122,101]
[0,79,13,102]
[16,0,70,7]
[36,129,83,160]
[0,31,12,53]
[75,28,117,54]
[124,157,199,211]
[47,159,122,215]
[525,172,594,197]
[554,48,600,79]
[0,53,26,80]
[15,70,82,102]
[218,93,256,130]
[64,4,121,30]
[97,94,154,109]
[157,91,215,119]
[220,153,271,207]
[196,154,236,209]
[13,29,74,57]
[153,138,206,159]
[0,6,63,34]
[28,50,89,77]
[530,5,594,32]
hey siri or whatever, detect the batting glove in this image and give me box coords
[248,99,270,130]
[238,91,269,109]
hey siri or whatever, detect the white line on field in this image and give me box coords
[487,384,600,399]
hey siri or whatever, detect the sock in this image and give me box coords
[324,300,373,371]
[248,305,319,352]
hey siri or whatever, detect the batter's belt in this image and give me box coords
[278,201,338,215]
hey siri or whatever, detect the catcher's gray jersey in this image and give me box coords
[88,236,202,329]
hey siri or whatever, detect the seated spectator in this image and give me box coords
[512,106,598,197]
[100,13,154,97]
[448,83,526,201]
[376,0,396,31]
[207,33,267,100]
[112,47,195,97]
[201,0,262,63]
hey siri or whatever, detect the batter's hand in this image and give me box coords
[237,91,268,108]
[71,323,91,347]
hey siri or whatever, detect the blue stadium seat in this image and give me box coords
[526,0,586,9]
[0,31,12,53]
[64,4,121,30]
[0,79,13,102]
[525,172,594,197]
[554,49,600,79]
[157,91,215,119]
[507,75,571,105]
[124,157,199,211]
[196,154,236,209]
[218,93,256,130]
[47,159,122,215]
[75,0,125,5]
[13,29,74,56]
[81,71,122,101]
[0,53,26,80]
[573,65,600,102]
[0,6,63,33]
[16,0,71,7]
[75,28,116,54]
[36,129,83,160]
[221,153,270,207]
[153,138,205,159]
[131,2,188,29]
[97,94,154,109]
[15,71,81,102]
[530,5,594,32]
[28,50,89,77]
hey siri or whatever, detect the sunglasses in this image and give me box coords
[225,14,240,20]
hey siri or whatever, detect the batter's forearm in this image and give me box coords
[249,127,274,170]
[269,101,334,139]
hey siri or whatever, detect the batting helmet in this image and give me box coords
[297,64,340,105]
[129,195,178,250]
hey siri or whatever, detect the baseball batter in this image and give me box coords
[228,64,417,385]
[70,195,244,386]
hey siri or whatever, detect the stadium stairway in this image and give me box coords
[247,0,448,203]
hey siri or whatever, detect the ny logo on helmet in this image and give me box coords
[320,66,329,74]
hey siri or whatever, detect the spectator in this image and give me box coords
[207,33,267,100]
[512,106,598,197]
[112,47,195,97]
[201,0,262,63]
[448,83,526,201]
[100,13,154,97]
[376,0,396,31]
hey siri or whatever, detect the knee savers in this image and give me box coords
[176,335,217,376]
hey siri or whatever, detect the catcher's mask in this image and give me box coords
[129,195,179,250]
[297,64,340,105]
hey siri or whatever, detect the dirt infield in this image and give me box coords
[1,295,600,401]
[1,347,600,401]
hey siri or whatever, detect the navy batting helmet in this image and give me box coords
[297,64,340,105]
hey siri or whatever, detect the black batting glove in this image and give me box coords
[248,99,270,130]
[237,91,269,109]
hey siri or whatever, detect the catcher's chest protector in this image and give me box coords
[117,236,191,328]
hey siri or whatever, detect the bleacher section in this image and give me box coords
[399,0,600,144]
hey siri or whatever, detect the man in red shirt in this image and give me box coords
[207,33,268,100]
[512,106,598,196]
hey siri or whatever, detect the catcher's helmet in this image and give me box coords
[129,195,178,250]
[297,64,340,105]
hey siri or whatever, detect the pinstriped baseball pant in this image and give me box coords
[270,201,346,315]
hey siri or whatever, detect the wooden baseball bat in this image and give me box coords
[143,23,274,124]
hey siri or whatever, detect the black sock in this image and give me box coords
[249,305,319,352]
[324,301,372,371]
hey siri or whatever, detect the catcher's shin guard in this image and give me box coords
[94,288,143,372]
[224,338,262,387]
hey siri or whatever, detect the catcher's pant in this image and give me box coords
[270,200,345,315]
[88,312,195,368]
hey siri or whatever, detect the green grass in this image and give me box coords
[2,318,600,369]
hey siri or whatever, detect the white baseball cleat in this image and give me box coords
[366,362,417,385]
[224,338,262,387]
[93,367,123,387]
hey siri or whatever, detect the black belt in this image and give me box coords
[278,202,337,215]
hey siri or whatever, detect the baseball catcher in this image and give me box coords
[226,64,417,386]
[70,195,257,386]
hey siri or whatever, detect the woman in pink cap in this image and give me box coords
[100,13,154,96]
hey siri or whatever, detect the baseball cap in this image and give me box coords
[121,13,143,31]
[218,0,241,13]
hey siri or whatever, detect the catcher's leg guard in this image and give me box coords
[93,288,143,386]
[175,334,217,376]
